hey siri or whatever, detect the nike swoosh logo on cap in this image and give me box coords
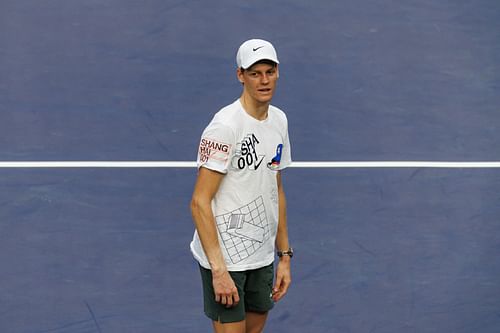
[253,46,264,51]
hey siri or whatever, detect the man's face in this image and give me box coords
[238,62,279,104]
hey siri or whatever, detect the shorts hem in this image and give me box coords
[246,303,274,314]
[205,311,245,324]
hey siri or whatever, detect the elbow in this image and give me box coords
[190,194,208,216]
[190,196,200,215]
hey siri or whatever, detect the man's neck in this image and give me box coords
[240,94,269,121]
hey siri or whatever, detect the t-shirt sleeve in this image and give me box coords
[196,122,234,174]
[278,126,292,170]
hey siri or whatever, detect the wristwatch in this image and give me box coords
[277,248,294,258]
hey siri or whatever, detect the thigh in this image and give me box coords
[244,263,275,313]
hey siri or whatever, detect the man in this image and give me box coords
[190,38,293,333]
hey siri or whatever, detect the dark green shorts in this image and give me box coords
[199,264,275,323]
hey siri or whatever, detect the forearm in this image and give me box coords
[191,198,227,273]
[275,204,290,254]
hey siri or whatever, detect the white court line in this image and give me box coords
[0,161,500,168]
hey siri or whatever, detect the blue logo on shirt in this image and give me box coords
[267,144,283,170]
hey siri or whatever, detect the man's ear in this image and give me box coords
[237,68,244,84]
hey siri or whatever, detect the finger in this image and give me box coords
[215,293,221,303]
[233,289,240,305]
[272,280,290,302]
[225,295,233,308]
[272,288,280,301]
[221,295,227,305]
[272,286,283,301]
[273,289,286,302]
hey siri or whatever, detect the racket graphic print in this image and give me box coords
[215,196,270,264]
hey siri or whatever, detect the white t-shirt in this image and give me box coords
[190,99,292,271]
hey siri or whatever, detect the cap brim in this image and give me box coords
[241,57,279,69]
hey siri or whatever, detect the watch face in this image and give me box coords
[278,248,293,257]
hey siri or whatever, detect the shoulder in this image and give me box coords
[202,100,241,139]
[269,104,289,125]
[210,100,242,128]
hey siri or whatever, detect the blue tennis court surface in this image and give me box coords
[1,1,499,332]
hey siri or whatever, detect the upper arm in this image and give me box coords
[191,167,225,207]
[277,171,283,190]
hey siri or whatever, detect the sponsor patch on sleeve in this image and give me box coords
[198,137,231,164]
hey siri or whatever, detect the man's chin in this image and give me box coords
[256,94,273,104]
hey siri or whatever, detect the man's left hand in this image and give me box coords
[272,258,291,302]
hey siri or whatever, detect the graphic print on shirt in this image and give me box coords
[267,144,283,170]
[198,137,231,164]
[215,196,270,264]
[231,134,265,170]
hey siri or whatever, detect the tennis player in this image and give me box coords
[190,38,293,333]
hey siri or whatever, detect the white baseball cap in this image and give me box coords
[236,39,279,69]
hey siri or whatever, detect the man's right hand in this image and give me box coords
[212,270,240,308]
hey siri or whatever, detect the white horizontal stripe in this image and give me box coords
[290,161,500,168]
[0,161,500,168]
[0,161,196,168]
